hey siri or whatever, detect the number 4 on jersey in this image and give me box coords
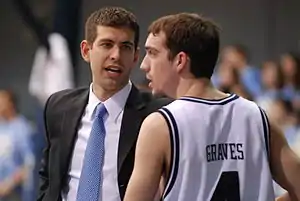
[210,171,241,201]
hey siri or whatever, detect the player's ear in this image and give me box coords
[175,52,188,73]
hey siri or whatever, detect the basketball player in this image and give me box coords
[124,13,300,201]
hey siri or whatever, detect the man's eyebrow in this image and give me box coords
[98,38,114,43]
[97,39,134,47]
[122,41,134,46]
[145,46,159,52]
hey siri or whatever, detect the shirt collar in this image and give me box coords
[87,81,132,122]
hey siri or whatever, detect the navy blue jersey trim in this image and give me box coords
[179,94,239,105]
[158,108,180,199]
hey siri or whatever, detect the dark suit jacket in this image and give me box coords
[37,85,172,201]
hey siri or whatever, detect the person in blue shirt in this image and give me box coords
[0,90,35,201]
[280,52,300,102]
[213,44,262,99]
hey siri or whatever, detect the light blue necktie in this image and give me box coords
[76,103,107,201]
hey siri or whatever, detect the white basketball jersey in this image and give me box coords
[158,94,275,201]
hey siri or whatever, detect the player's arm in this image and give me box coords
[270,121,300,200]
[276,193,292,201]
[124,112,169,201]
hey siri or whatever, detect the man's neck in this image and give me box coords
[176,78,228,100]
[92,82,128,102]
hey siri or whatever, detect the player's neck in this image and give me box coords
[176,78,228,100]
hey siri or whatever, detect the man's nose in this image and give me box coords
[110,46,121,61]
[140,57,150,72]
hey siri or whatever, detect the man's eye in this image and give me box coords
[101,43,113,48]
[147,50,155,56]
[122,45,133,51]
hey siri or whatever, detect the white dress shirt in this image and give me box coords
[62,82,132,201]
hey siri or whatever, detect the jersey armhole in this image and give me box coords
[157,108,180,199]
[258,106,271,163]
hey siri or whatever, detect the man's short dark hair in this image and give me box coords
[85,6,139,49]
[148,12,220,79]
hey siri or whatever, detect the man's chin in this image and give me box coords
[152,90,167,98]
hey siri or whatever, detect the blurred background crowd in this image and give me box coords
[1,0,300,200]
[213,45,300,156]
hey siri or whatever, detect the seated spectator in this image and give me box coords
[214,44,262,98]
[280,52,300,101]
[255,60,284,111]
[218,63,252,100]
[0,90,35,201]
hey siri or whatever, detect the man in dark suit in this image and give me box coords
[37,7,171,201]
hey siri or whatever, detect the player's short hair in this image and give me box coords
[85,6,139,49]
[148,13,220,79]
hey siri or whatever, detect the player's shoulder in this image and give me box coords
[144,111,165,123]
[141,111,169,135]
[158,97,187,112]
[234,96,262,117]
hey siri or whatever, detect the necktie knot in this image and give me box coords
[95,103,107,118]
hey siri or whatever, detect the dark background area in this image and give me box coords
[0,0,299,119]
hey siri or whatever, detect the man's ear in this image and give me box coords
[175,52,188,73]
[80,40,91,62]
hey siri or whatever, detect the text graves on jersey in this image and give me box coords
[206,143,244,162]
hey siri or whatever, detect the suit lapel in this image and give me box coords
[117,86,146,172]
[57,86,146,179]
[60,90,89,179]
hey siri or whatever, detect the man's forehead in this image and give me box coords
[96,25,135,42]
[145,32,166,47]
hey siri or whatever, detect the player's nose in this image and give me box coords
[140,56,150,72]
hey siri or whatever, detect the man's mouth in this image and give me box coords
[104,66,123,73]
[146,75,153,88]
[146,74,152,81]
